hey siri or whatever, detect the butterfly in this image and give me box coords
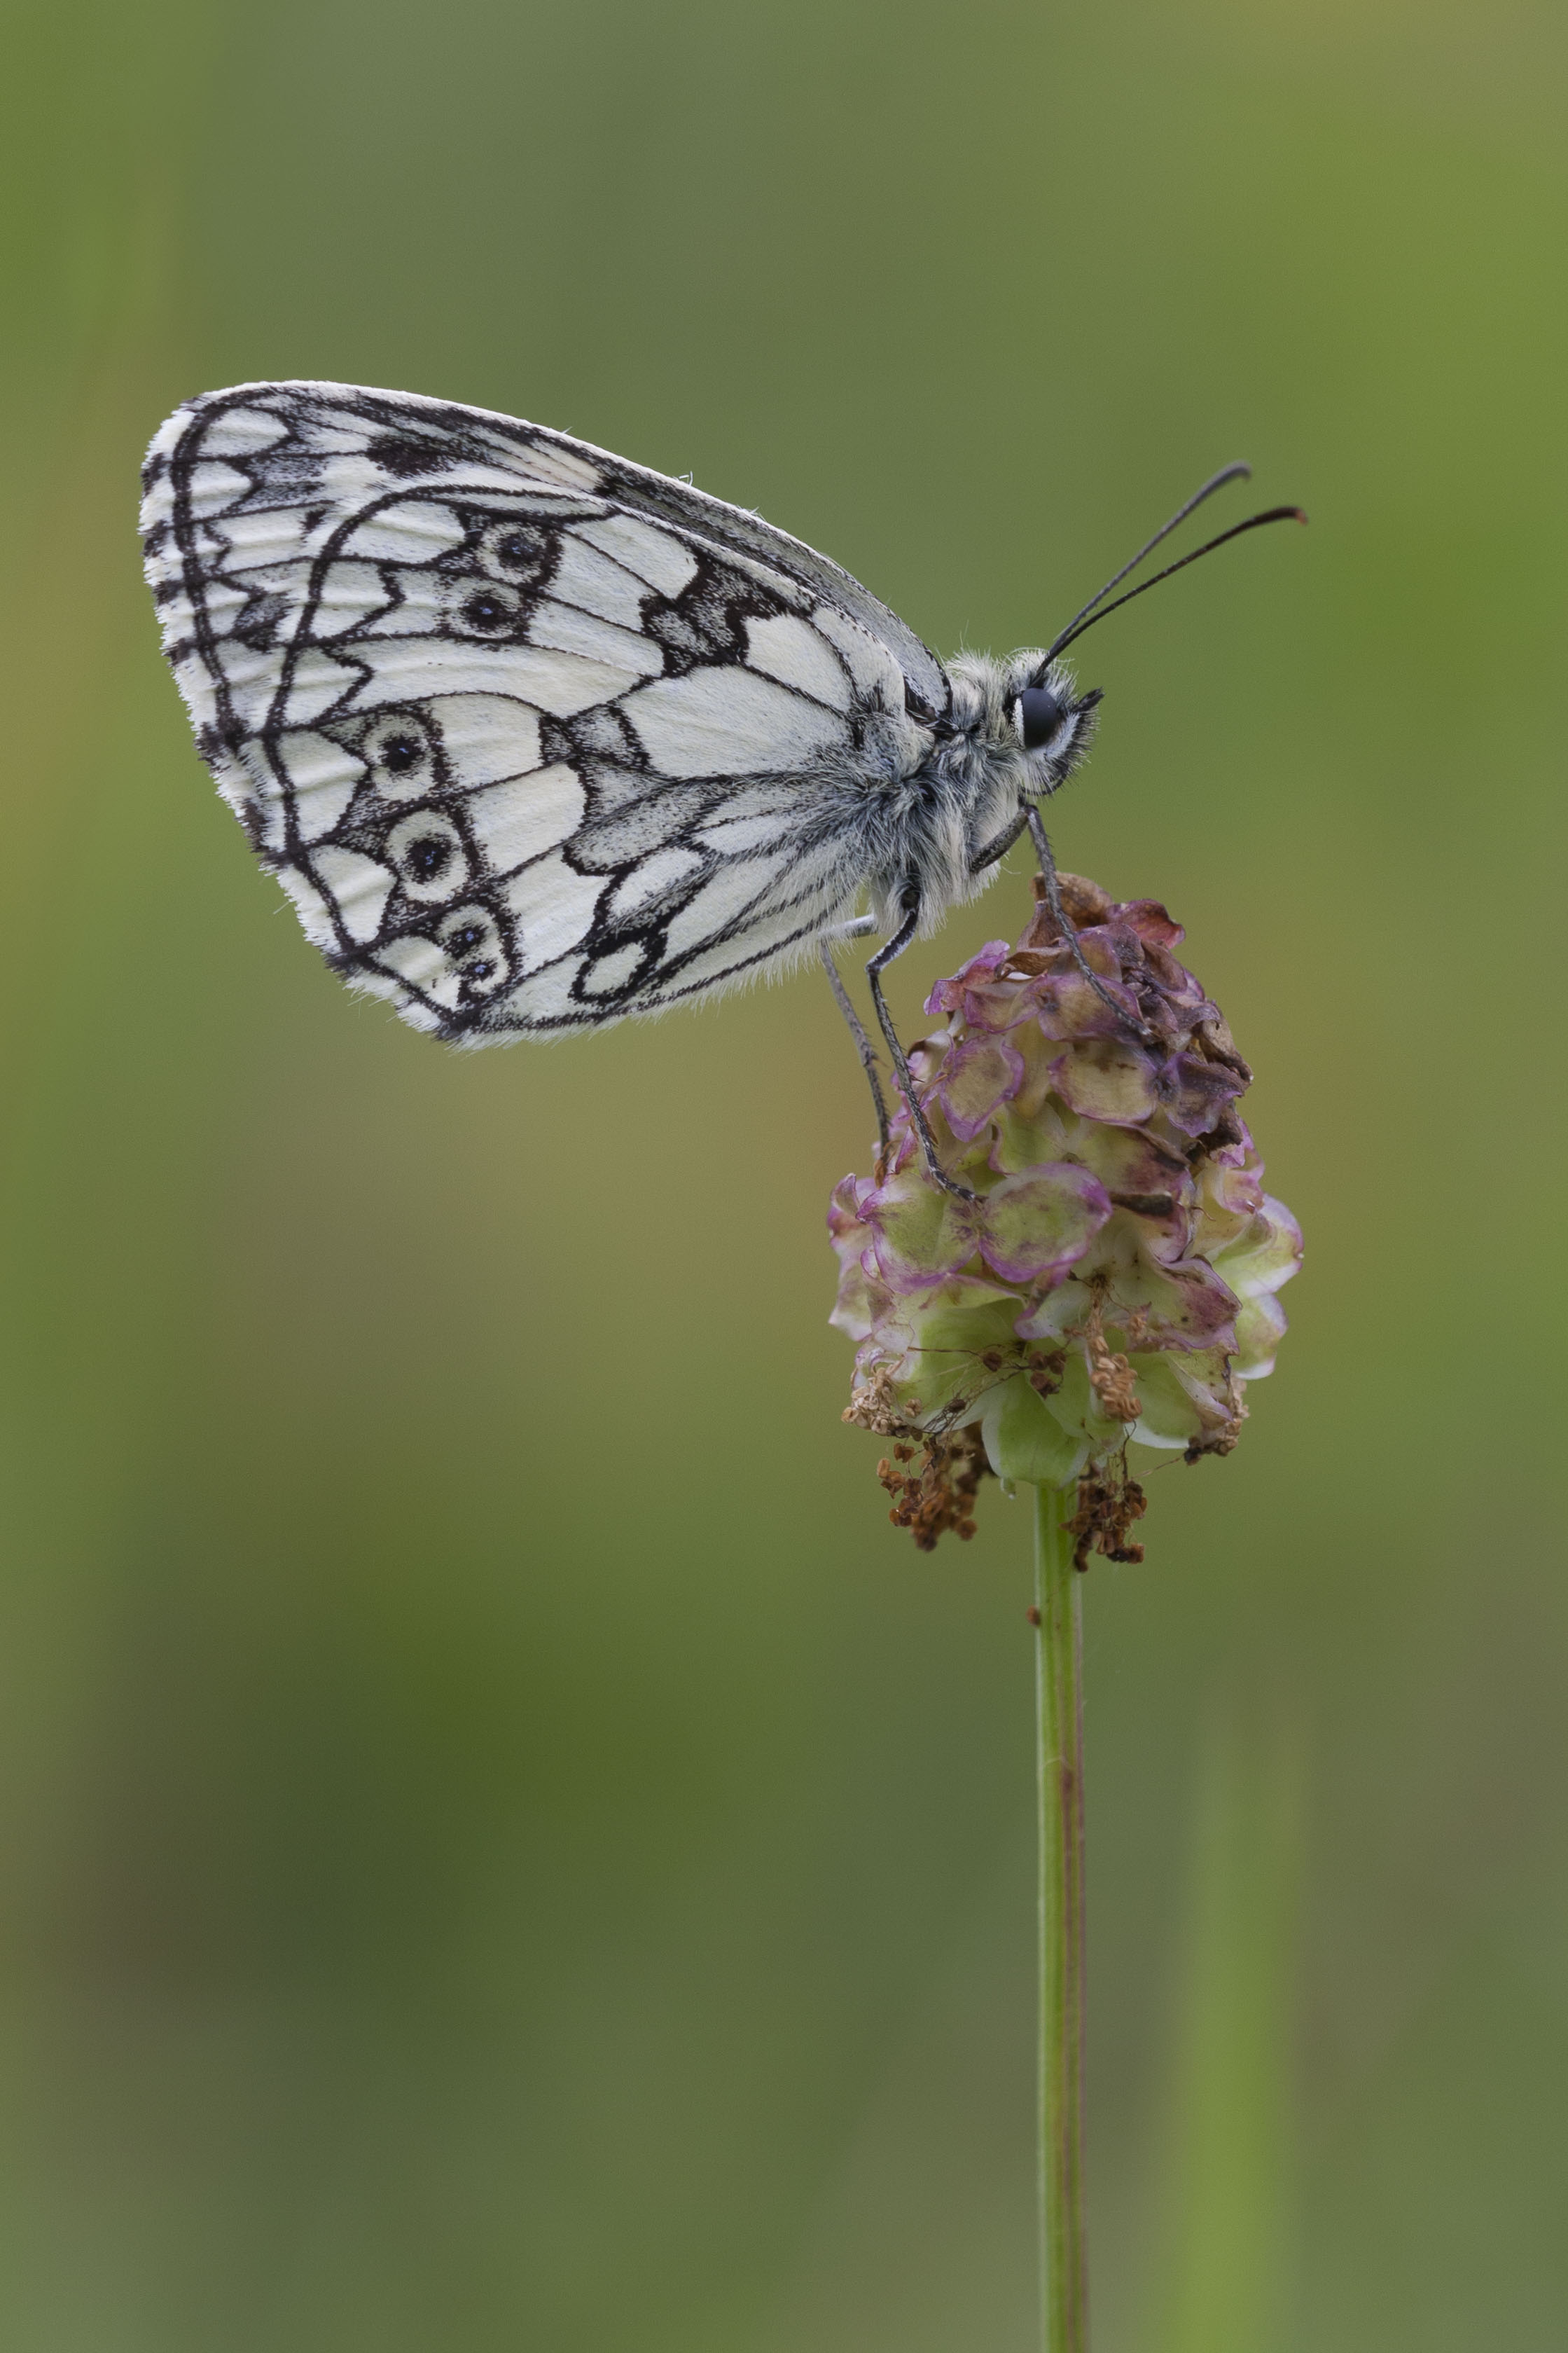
[140,381,1298,1194]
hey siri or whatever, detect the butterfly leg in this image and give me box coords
[967,806,1031,877]
[866,897,978,1203]
[820,940,891,1162]
[1025,805,1155,1040]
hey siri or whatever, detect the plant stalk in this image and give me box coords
[1034,1479,1087,2352]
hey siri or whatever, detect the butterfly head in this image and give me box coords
[1004,656,1102,791]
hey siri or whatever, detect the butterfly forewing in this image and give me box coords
[141,381,934,1038]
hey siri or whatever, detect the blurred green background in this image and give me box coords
[1,0,1564,2345]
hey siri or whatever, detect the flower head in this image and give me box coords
[832,874,1301,1554]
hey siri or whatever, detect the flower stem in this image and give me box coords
[1034,1479,1088,2353]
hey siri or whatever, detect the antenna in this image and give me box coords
[1041,463,1252,667]
[1048,506,1306,661]
[1041,469,1305,670]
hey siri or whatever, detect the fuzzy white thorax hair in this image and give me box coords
[854,651,1095,936]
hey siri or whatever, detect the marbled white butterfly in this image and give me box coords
[141,382,1298,1193]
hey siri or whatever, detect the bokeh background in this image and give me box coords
[1,1,1564,2346]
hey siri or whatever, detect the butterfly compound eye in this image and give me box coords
[1014,687,1066,752]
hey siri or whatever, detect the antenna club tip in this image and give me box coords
[1291,507,1309,524]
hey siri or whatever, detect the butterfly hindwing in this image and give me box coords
[141,381,933,1038]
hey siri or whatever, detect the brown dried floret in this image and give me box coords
[877,1425,992,1552]
[1067,1456,1149,1571]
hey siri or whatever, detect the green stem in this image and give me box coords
[1035,1479,1088,2353]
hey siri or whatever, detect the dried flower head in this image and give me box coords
[832,874,1300,1554]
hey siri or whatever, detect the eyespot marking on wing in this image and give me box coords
[471,519,555,587]
[384,810,471,903]
[436,905,512,997]
[348,708,443,799]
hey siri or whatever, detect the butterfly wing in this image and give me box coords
[140,380,939,1038]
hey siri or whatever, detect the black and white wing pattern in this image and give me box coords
[140,381,945,1039]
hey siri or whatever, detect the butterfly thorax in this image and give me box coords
[871,651,1092,932]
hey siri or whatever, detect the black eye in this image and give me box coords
[381,733,423,774]
[462,591,513,633]
[404,834,450,881]
[1015,687,1066,752]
